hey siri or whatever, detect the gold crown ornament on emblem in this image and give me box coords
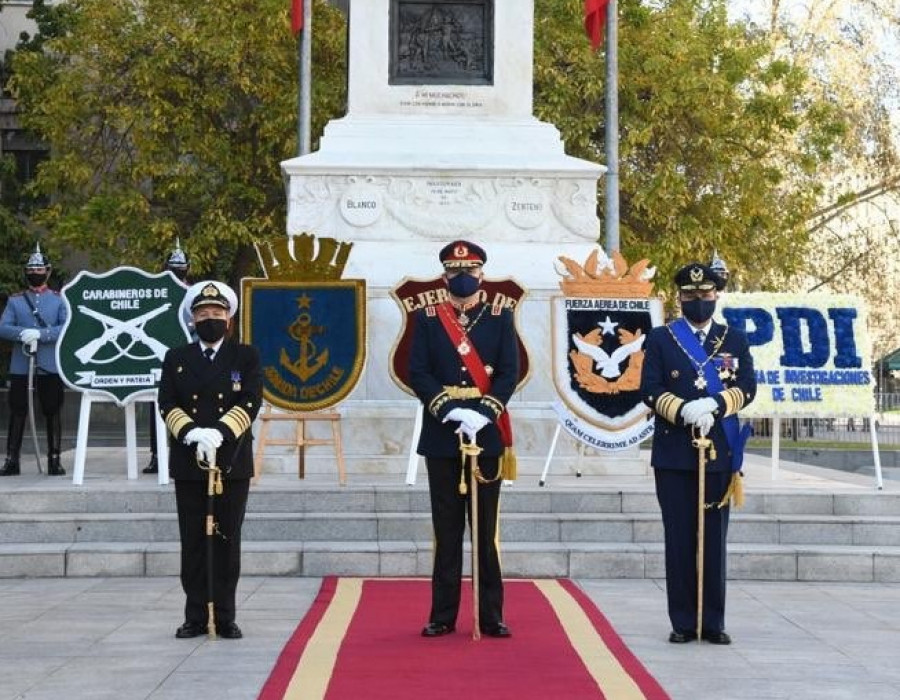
[555,248,656,298]
[255,233,353,281]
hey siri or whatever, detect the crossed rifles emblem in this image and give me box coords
[74,304,172,364]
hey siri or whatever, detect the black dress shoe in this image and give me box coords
[421,622,455,637]
[481,622,512,638]
[668,630,698,644]
[218,622,243,639]
[142,456,158,474]
[701,630,732,645]
[175,621,206,639]
[47,458,65,476]
[0,458,20,476]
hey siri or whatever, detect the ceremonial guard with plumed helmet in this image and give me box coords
[157,281,262,639]
[0,243,67,476]
[409,240,518,639]
[640,262,756,645]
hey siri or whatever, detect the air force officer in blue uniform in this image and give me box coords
[640,263,756,645]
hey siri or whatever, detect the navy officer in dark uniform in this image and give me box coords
[640,262,756,645]
[158,280,262,640]
[409,239,518,639]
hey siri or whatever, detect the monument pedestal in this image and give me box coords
[270,0,646,478]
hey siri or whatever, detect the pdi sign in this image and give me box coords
[719,293,874,417]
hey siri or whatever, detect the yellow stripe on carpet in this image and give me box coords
[282,577,362,700]
[535,579,646,700]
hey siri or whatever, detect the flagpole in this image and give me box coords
[298,0,313,155]
[604,0,619,255]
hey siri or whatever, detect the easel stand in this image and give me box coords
[769,414,883,490]
[253,404,346,485]
[539,423,586,486]
[72,392,169,486]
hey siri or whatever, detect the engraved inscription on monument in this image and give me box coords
[390,0,494,86]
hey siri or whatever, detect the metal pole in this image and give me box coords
[298,0,313,155]
[604,0,619,254]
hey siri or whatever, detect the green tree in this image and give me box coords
[9,0,347,286]
[534,0,848,291]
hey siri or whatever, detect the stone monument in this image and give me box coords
[273,0,640,479]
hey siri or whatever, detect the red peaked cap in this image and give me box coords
[439,240,487,269]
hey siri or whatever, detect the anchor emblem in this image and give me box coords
[279,294,329,382]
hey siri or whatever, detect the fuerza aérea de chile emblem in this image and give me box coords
[56,267,190,405]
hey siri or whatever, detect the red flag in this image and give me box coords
[291,0,303,35]
[584,0,609,51]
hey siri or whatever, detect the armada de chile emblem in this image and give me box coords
[551,250,663,450]
[242,235,366,412]
[56,267,190,405]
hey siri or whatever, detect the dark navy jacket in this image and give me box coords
[158,340,262,480]
[640,320,756,472]
[409,303,518,459]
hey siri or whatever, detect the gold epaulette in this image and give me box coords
[165,408,192,439]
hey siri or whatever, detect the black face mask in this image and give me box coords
[446,273,481,299]
[195,318,228,343]
[681,299,717,324]
[168,267,188,281]
[26,273,48,288]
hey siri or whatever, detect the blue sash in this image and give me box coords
[671,318,751,472]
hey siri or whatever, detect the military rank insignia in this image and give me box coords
[550,249,664,450]
[241,234,366,412]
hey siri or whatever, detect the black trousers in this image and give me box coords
[425,456,504,628]
[174,478,250,626]
[8,373,65,417]
[654,468,731,635]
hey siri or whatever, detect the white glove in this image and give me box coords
[195,443,215,464]
[444,408,468,424]
[184,427,204,445]
[461,410,490,434]
[19,328,40,344]
[199,427,224,449]
[456,422,479,443]
[695,412,715,437]
[682,397,718,425]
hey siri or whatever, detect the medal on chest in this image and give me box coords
[457,340,471,356]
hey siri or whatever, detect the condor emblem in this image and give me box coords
[551,249,663,450]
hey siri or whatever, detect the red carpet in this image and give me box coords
[259,578,670,700]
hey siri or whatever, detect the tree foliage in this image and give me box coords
[9,0,346,286]
[534,0,848,292]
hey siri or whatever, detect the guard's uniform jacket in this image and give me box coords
[0,289,67,375]
[408,301,518,631]
[639,319,756,637]
[157,338,262,627]
[409,303,518,458]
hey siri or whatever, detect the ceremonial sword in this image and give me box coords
[24,341,43,474]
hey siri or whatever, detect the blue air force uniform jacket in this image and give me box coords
[0,289,67,374]
[157,340,262,480]
[409,304,519,459]
[640,320,756,472]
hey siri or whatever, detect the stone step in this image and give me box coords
[3,511,900,547]
[2,486,899,516]
[1,540,898,583]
